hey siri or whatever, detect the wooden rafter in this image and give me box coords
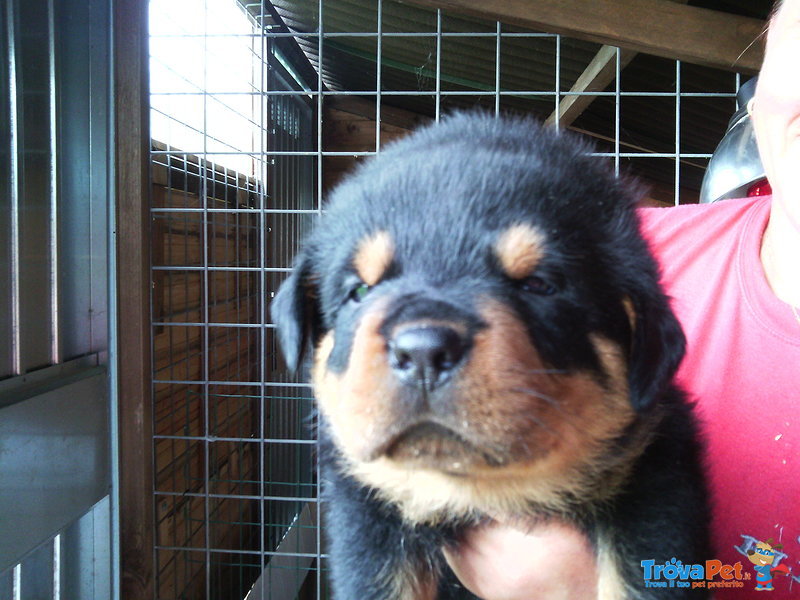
[546,0,691,127]
[400,0,765,74]
[546,46,637,127]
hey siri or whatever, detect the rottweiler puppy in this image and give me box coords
[272,113,708,599]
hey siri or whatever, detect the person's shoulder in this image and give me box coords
[637,196,767,252]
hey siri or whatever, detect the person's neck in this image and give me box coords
[760,194,800,308]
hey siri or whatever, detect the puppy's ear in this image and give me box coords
[270,250,321,373]
[627,291,686,410]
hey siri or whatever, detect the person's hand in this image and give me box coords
[443,520,598,600]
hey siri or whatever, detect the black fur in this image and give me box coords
[272,113,708,599]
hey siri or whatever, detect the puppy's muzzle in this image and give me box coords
[388,326,469,390]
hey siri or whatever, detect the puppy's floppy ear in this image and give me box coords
[627,290,686,410]
[270,250,321,373]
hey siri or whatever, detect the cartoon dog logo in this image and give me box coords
[747,538,791,591]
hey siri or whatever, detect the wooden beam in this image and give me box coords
[400,0,765,74]
[324,96,432,132]
[546,46,637,127]
[546,0,690,127]
[114,0,154,597]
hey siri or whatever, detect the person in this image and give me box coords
[444,0,800,597]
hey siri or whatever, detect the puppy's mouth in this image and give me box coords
[381,421,506,473]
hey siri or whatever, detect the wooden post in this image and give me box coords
[114,0,154,596]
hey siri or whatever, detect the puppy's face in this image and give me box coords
[272,115,684,519]
[312,224,632,474]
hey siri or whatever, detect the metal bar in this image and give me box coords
[152,266,294,272]
[0,0,11,379]
[7,0,20,376]
[435,10,441,120]
[554,34,561,130]
[156,155,712,176]
[259,1,269,593]
[155,435,316,444]
[151,30,562,39]
[150,207,319,214]
[494,21,500,115]
[155,490,319,502]
[155,546,323,559]
[375,0,382,153]
[48,0,59,365]
[151,322,275,329]
[200,5,211,596]
[153,378,313,388]
[53,534,61,600]
[12,563,20,600]
[674,59,681,205]
[315,3,325,597]
[735,72,742,106]
[152,144,725,155]
[150,89,738,99]
[614,46,621,175]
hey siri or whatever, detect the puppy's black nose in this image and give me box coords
[389,326,467,389]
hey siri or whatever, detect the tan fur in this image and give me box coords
[353,230,394,286]
[311,299,404,463]
[318,297,639,525]
[622,296,636,333]
[494,223,546,279]
[597,535,631,600]
[381,559,438,600]
[590,334,629,396]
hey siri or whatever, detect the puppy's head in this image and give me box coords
[272,114,684,520]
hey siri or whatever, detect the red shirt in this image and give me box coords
[640,196,800,598]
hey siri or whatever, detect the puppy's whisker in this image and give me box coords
[516,414,560,440]
[504,367,568,375]
[502,366,569,385]
[507,387,589,434]
[508,386,562,407]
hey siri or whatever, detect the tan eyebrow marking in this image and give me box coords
[494,224,546,279]
[353,230,394,286]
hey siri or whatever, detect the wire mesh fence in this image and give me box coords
[148,0,749,598]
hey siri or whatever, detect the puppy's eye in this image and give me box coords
[348,282,371,303]
[520,275,557,296]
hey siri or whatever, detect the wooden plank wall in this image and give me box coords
[151,147,263,600]
[323,97,430,192]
